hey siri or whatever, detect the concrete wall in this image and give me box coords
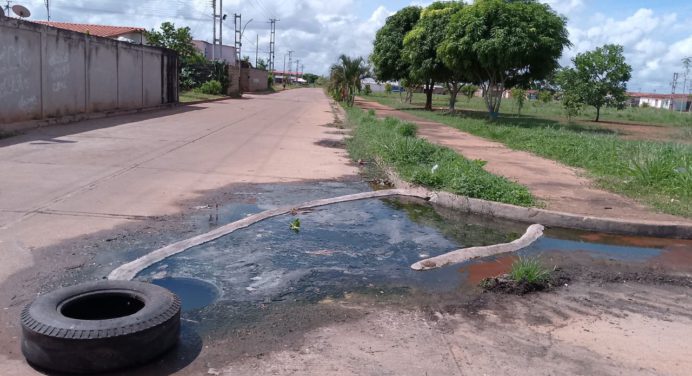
[240,68,269,93]
[0,17,178,128]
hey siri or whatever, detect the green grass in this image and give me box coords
[510,257,551,285]
[363,94,692,218]
[366,92,692,128]
[179,91,228,103]
[345,107,535,207]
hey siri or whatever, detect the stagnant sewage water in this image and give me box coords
[133,195,691,330]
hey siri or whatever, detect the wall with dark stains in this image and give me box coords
[0,17,178,128]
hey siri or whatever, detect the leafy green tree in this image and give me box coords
[557,44,632,122]
[329,55,369,106]
[403,1,465,111]
[302,73,320,84]
[371,7,422,104]
[145,22,197,60]
[371,6,421,83]
[538,90,553,104]
[460,84,478,102]
[439,0,570,118]
[510,88,526,115]
[256,58,268,70]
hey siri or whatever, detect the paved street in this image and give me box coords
[0,89,356,285]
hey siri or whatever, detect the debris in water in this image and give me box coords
[290,218,301,233]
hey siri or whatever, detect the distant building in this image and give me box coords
[33,21,146,44]
[192,40,237,65]
[628,92,691,111]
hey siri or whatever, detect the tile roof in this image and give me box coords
[33,21,145,38]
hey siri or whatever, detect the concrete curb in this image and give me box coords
[411,225,545,271]
[383,168,692,239]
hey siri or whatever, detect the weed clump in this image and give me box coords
[481,257,563,295]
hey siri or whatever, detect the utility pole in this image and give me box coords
[211,0,216,60]
[682,57,691,113]
[234,14,242,64]
[255,34,259,68]
[268,19,278,73]
[288,50,293,85]
[283,53,287,88]
[44,0,49,21]
[295,59,300,81]
[218,0,223,61]
[671,72,679,111]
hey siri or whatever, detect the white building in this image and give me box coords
[192,40,237,65]
[629,92,691,111]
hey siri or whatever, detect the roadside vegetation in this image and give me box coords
[345,108,534,206]
[179,91,228,103]
[481,257,560,295]
[363,93,692,217]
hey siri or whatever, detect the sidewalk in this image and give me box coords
[355,98,688,223]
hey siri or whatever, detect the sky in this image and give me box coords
[11,0,692,93]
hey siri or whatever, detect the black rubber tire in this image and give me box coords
[21,280,181,374]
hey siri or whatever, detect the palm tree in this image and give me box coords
[328,55,368,106]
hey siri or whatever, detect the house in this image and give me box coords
[33,21,146,44]
[192,40,238,65]
[628,92,691,111]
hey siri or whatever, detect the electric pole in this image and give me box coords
[295,59,300,80]
[671,72,679,111]
[212,0,216,60]
[683,57,691,113]
[255,34,258,68]
[44,0,49,21]
[288,50,294,85]
[268,19,278,73]
[218,0,223,61]
[234,14,242,63]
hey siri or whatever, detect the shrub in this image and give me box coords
[196,80,223,95]
[384,83,393,95]
[396,122,417,137]
[510,257,550,285]
[364,84,372,95]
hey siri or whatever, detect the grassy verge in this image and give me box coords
[179,91,228,103]
[363,95,692,218]
[366,92,692,128]
[345,107,534,207]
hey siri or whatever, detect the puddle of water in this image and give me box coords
[130,193,691,338]
[151,277,220,312]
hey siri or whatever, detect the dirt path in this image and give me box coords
[355,98,688,222]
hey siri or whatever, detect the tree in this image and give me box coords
[558,44,632,122]
[302,73,319,84]
[460,85,478,102]
[145,22,197,60]
[371,7,422,103]
[328,55,369,106]
[510,88,526,115]
[439,0,570,118]
[403,1,465,111]
[256,58,268,70]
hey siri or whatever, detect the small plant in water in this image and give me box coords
[290,218,301,233]
[510,257,550,285]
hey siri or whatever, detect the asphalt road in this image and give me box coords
[0,88,357,285]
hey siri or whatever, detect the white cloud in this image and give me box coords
[14,0,692,92]
[542,0,584,14]
[564,8,690,92]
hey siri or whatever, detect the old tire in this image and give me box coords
[21,280,181,374]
